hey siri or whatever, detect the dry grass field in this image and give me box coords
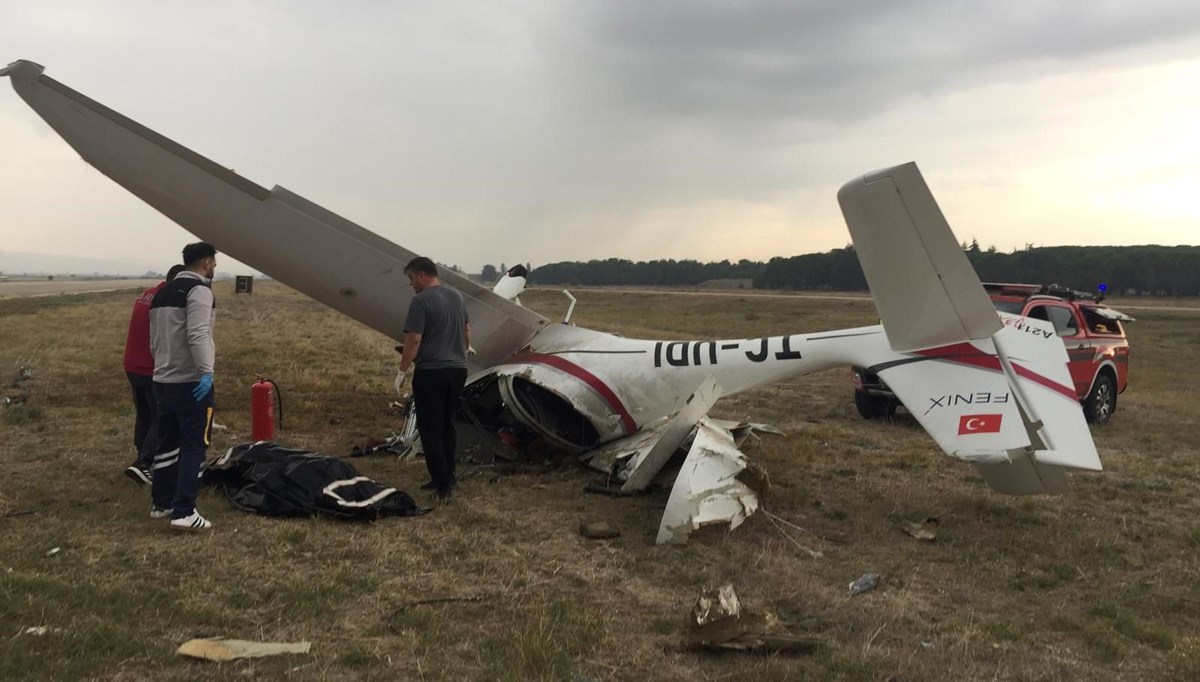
[1,281,1198,681]
[0,279,160,299]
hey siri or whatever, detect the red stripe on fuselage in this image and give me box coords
[509,353,637,435]
[915,342,1077,400]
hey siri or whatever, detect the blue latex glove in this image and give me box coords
[193,373,213,402]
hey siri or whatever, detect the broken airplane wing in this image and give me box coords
[1,59,545,369]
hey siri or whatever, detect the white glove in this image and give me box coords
[394,367,412,397]
[467,345,477,358]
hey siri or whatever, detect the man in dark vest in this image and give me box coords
[123,263,184,485]
[395,256,470,504]
[148,242,218,532]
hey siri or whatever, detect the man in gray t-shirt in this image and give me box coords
[395,256,471,502]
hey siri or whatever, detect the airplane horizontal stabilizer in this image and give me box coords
[871,316,1100,495]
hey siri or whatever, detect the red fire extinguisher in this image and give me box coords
[251,375,282,441]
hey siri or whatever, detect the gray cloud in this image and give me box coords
[2,1,1198,272]
[570,0,1200,125]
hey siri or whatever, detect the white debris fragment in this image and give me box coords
[656,419,767,545]
[176,638,312,661]
[692,584,743,626]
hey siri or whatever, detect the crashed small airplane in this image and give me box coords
[3,60,1103,543]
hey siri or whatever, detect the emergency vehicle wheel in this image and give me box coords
[1083,373,1116,425]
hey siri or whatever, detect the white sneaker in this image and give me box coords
[169,511,213,532]
[150,505,171,520]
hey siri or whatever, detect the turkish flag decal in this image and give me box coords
[958,414,1003,435]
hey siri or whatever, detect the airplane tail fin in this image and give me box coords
[838,163,1101,494]
[838,163,1001,353]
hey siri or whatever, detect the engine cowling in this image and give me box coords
[462,361,628,452]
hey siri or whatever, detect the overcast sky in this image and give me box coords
[2,1,1198,275]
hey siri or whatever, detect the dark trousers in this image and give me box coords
[150,381,215,518]
[126,371,157,468]
[413,367,467,492]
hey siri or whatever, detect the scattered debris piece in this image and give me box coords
[579,521,621,540]
[897,518,938,541]
[686,584,823,655]
[22,626,59,636]
[694,584,743,627]
[45,547,60,557]
[176,637,312,661]
[849,573,880,596]
[10,366,32,388]
[4,365,33,406]
[761,509,824,559]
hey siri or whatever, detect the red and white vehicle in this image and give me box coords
[853,283,1134,424]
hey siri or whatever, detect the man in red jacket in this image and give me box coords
[123,264,184,485]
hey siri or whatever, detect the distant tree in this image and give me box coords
[499,262,507,276]
[480,264,498,282]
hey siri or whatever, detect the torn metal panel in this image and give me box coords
[656,418,766,545]
[621,376,722,492]
[582,416,670,475]
[709,418,787,447]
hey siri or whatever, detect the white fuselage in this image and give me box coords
[480,322,900,446]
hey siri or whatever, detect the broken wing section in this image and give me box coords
[2,60,545,368]
[656,418,768,545]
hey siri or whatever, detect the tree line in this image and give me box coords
[525,258,763,287]
[520,245,1200,296]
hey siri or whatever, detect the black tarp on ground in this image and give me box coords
[204,442,424,521]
